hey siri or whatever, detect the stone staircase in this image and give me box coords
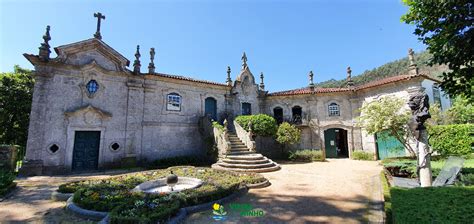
[212,132,280,173]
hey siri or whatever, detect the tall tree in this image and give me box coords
[0,66,34,148]
[402,0,474,102]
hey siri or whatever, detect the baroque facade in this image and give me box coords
[21,22,450,175]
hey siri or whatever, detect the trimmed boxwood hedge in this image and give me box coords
[351,151,375,161]
[391,186,474,223]
[428,124,474,156]
[288,150,324,162]
[0,170,16,197]
[235,114,278,137]
[60,167,266,223]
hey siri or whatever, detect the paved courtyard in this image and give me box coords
[186,159,383,224]
[0,159,382,223]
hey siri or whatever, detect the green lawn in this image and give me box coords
[382,155,474,223]
[391,186,474,224]
[382,156,474,178]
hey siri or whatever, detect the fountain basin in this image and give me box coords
[132,177,203,194]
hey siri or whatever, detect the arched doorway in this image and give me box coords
[204,97,217,121]
[324,128,348,158]
[273,107,283,124]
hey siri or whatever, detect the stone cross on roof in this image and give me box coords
[260,72,265,90]
[93,12,106,40]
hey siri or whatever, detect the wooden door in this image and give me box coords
[242,103,251,115]
[205,97,217,121]
[72,131,100,172]
[376,130,406,160]
[324,129,337,158]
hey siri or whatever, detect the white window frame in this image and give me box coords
[328,103,340,117]
[167,93,182,111]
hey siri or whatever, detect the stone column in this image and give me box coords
[124,77,145,166]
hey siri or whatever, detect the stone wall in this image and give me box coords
[233,120,256,151]
[0,145,17,171]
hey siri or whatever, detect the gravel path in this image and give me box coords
[0,169,140,223]
[186,159,383,224]
[0,160,382,223]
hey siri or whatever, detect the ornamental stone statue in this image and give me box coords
[408,88,431,133]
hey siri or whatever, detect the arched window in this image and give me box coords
[167,93,181,111]
[273,107,283,124]
[292,106,302,124]
[328,103,340,117]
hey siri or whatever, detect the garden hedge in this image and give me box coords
[288,149,324,162]
[0,170,16,197]
[391,186,474,223]
[351,151,375,161]
[428,124,474,156]
[235,114,278,137]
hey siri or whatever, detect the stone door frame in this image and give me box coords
[320,124,354,159]
[65,125,106,172]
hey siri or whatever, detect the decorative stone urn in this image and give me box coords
[166,171,178,191]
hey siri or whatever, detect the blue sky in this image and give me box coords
[0,0,425,92]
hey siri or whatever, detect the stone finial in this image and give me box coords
[346,66,354,87]
[93,12,106,40]
[308,71,315,89]
[148,48,155,74]
[226,66,232,86]
[133,45,141,74]
[259,72,265,90]
[38,25,51,61]
[408,48,419,76]
[241,52,247,69]
[223,119,228,131]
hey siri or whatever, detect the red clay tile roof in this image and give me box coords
[268,74,436,96]
[151,72,229,87]
[268,87,351,96]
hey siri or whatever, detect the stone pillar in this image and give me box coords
[123,77,145,166]
[0,145,17,172]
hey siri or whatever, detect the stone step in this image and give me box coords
[226,154,265,160]
[229,148,249,152]
[226,151,255,155]
[211,163,281,173]
[216,162,276,169]
[221,158,270,164]
[230,145,247,149]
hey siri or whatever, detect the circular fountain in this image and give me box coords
[132,171,203,194]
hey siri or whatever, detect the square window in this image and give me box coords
[167,93,181,111]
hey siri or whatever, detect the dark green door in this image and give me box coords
[376,130,406,160]
[72,131,100,172]
[324,129,337,158]
[205,97,217,121]
[242,103,251,115]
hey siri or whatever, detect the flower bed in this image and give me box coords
[58,167,266,223]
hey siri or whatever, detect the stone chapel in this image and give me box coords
[20,15,450,175]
